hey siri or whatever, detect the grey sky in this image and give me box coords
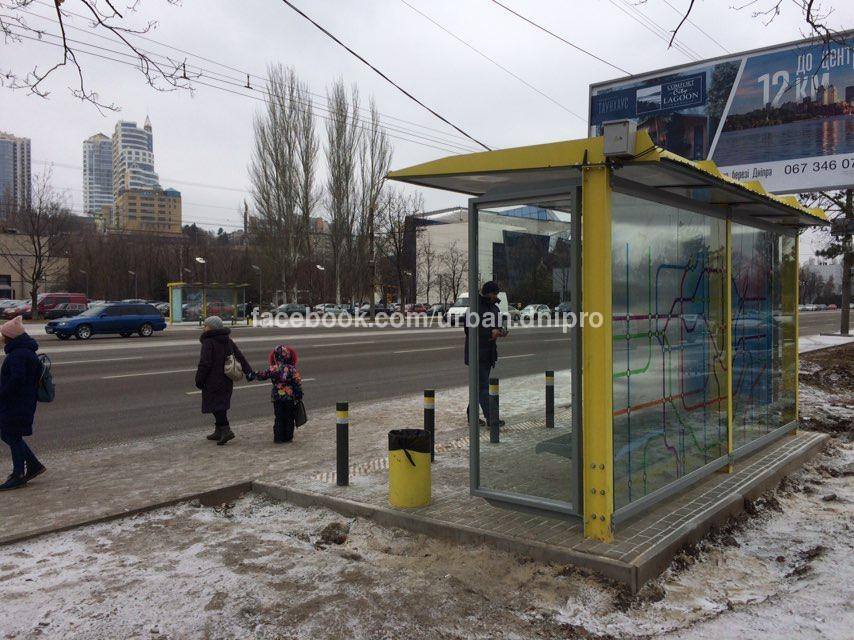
[2,0,851,256]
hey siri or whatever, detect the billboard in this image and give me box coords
[589,32,854,193]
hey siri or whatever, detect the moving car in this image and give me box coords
[45,302,167,340]
[43,302,88,320]
[276,303,310,317]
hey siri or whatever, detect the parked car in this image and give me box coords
[154,302,170,316]
[828,304,838,310]
[276,303,310,317]
[446,292,509,325]
[520,304,551,321]
[2,300,31,319]
[554,302,572,317]
[43,302,88,320]
[426,303,449,316]
[45,302,167,340]
[404,303,428,315]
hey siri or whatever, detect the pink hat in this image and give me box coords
[0,316,26,340]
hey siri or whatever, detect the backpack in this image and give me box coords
[36,354,55,403]
[223,341,243,382]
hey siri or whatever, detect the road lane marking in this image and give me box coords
[103,368,197,379]
[309,341,376,348]
[50,356,144,366]
[393,346,456,354]
[184,378,316,395]
[501,353,535,359]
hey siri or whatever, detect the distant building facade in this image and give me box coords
[0,131,32,216]
[82,133,114,218]
[112,118,159,195]
[111,187,182,235]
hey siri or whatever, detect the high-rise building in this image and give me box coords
[112,117,159,196]
[82,133,114,217]
[0,131,32,216]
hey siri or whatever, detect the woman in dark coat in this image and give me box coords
[0,316,46,490]
[195,316,253,445]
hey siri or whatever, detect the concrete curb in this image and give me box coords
[630,432,828,591]
[251,481,637,588]
[0,481,252,548]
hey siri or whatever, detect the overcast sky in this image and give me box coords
[2,0,852,258]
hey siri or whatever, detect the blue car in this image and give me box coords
[45,302,167,340]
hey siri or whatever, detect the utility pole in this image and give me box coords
[841,188,852,336]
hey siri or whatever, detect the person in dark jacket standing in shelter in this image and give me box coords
[195,316,253,445]
[464,281,508,427]
[0,316,46,491]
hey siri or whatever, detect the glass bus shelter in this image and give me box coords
[388,131,827,542]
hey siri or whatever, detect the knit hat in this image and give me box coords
[203,315,224,330]
[268,344,298,367]
[0,315,26,340]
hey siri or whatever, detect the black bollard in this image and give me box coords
[424,389,435,462]
[489,377,500,443]
[336,401,349,486]
[545,370,555,429]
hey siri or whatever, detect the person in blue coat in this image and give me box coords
[0,316,46,490]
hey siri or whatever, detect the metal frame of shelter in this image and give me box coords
[388,131,827,542]
[166,282,250,325]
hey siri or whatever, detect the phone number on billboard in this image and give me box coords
[784,159,854,175]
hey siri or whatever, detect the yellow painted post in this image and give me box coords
[725,219,734,473]
[581,164,614,542]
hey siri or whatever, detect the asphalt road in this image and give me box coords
[12,310,846,454]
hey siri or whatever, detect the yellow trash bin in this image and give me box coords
[388,429,431,508]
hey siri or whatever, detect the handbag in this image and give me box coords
[294,399,308,427]
[36,354,55,402]
[223,342,243,381]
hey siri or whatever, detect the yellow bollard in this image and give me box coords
[388,429,431,508]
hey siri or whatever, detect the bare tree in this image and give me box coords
[800,189,852,334]
[1,0,191,111]
[249,65,315,304]
[379,188,422,305]
[356,98,392,311]
[325,79,361,303]
[415,227,437,304]
[440,240,468,303]
[0,171,70,318]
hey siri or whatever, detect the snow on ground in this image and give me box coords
[1,437,851,640]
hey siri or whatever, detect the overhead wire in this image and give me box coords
[399,0,585,122]
[9,26,479,155]
[604,0,703,61]
[487,0,632,75]
[28,0,480,148]
[276,0,492,150]
[11,8,482,153]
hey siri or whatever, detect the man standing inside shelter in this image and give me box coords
[464,281,508,426]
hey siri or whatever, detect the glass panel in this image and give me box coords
[472,196,578,507]
[611,192,727,511]
[731,226,797,448]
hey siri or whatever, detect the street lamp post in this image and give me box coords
[251,264,261,307]
[128,270,138,300]
[79,269,89,299]
[195,256,207,283]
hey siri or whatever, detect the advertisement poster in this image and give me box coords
[589,33,854,193]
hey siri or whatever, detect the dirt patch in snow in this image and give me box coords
[1,438,852,640]
[799,344,854,437]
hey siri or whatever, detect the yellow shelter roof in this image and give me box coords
[388,131,827,229]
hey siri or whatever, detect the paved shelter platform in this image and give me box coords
[263,428,827,593]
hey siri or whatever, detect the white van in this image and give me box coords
[446,291,509,326]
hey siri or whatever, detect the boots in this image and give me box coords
[206,426,221,441]
[217,427,235,446]
[0,473,26,491]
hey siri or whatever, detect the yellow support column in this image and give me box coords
[725,219,734,472]
[581,164,614,542]
[794,234,800,430]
